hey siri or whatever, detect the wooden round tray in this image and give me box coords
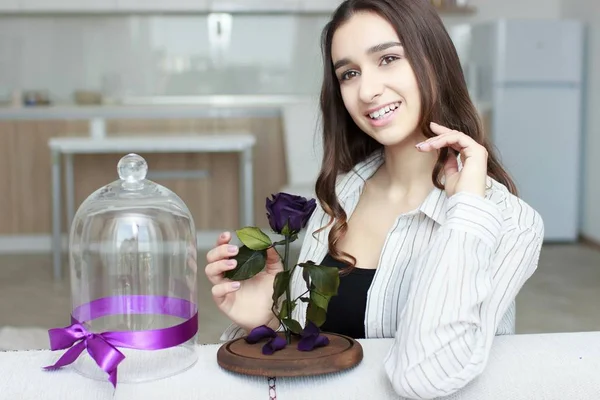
[217,332,363,377]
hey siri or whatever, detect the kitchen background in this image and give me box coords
[0,0,599,348]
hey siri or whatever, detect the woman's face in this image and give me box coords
[331,11,423,146]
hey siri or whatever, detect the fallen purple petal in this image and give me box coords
[245,325,276,344]
[262,335,287,355]
[313,334,329,348]
[300,320,319,339]
[297,335,316,351]
[298,321,330,351]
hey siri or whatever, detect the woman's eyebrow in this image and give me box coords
[333,41,402,70]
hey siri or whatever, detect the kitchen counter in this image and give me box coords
[0,96,292,239]
[0,95,492,121]
[0,95,315,121]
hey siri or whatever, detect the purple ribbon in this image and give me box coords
[44,295,198,388]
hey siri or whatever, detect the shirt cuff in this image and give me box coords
[444,191,504,247]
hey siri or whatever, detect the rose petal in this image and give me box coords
[245,325,276,344]
[302,199,317,227]
[313,334,329,348]
[300,320,319,339]
[297,333,329,352]
[287,211,305,234]
[262,335,287,355]
[265,193,316,234]
[297,335,316,352]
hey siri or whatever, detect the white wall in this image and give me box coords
[561,0,600,242]
[442,0,562,56]
[444,0,561,24]
[0,14,326,102]
[0,0,563,104]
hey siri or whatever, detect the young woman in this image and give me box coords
[205,0,544,397]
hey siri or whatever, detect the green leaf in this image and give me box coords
[300,260,314,289]
[299,263,340,296]
[279,299,296,320]
[302,265,311,288]
[281,318,302,334]
[236,227,272,251]
[310,290,330,311]
[306,301,327,327]
[272,270,291,303]
[223,246,266,281]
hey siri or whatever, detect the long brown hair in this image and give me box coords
[314,0,517,268]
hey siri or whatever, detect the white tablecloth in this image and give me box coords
[1,331,599,400]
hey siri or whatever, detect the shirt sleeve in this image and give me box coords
[383,191,544,399]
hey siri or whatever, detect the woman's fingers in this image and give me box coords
[205,232,240,284]
[416,122,487,160]
[211,281,241,305]
[205,258,238,283]
[417,132,472,153]
[216,231,231,246]
[206,238,239,264]
[429,121,454,135]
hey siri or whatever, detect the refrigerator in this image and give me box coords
[467,19,585,242]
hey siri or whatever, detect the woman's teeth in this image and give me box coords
[369,102,401,119]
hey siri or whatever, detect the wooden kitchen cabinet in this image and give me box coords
[0,116,287,235]
[0,120,88,235]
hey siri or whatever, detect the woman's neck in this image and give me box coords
[370,133,439,202]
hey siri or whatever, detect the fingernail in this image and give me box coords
[225,259,236,267]
[221,231,228,239]
[415,142,424,149]
[228,245,238,254]
[231,282,241,289]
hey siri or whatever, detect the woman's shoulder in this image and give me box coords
[486,177,545,238]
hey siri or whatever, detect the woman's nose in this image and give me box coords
[358,71,384,104]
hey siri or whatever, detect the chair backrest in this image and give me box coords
[281,96,323,188]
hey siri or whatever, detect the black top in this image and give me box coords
[319,253,376,339]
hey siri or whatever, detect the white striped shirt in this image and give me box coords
[221,149,544,399]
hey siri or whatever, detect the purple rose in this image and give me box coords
[266,192,317,235]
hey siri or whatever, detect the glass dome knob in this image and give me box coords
[118,153,147,189]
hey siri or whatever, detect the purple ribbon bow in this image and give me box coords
[44,295,198,388]
[44,323,126,387]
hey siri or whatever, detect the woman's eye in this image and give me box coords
[341,70,359,81]
[381,55,400,65]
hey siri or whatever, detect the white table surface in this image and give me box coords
[1,331,599,400]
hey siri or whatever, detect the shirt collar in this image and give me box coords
[418,186,448,225]
[343,149,452,225]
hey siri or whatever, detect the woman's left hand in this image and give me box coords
[416,122,488,198]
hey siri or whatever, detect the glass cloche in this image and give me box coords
[68,153,198,383]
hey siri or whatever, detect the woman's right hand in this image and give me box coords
[205,231,284,333]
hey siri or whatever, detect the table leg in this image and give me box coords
[65,153,75,227]
[240,148,254,227]
[51,150,62,281]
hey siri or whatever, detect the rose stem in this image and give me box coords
[284,234,292,344]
